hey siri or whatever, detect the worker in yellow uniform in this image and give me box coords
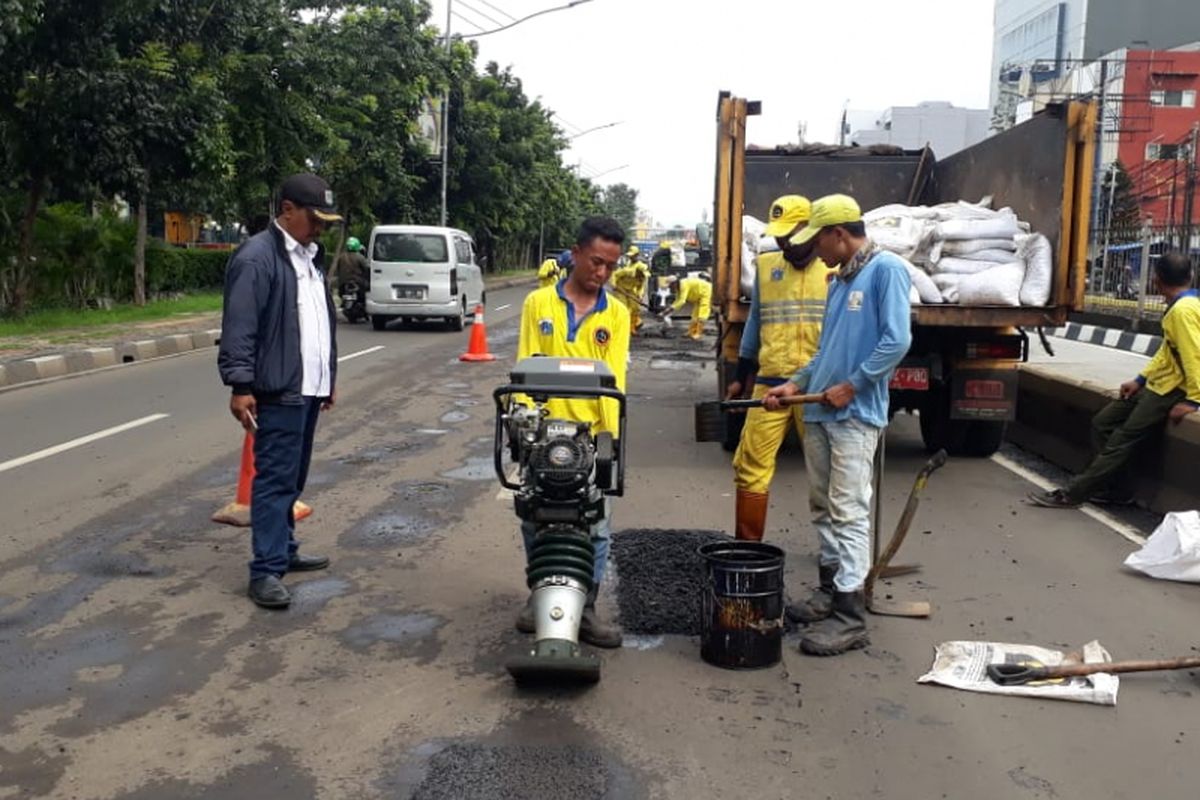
[611,246,650,332]
[730,195,836,549]
[537,250,572,289]
[513,216,630,648]
[668,273,713,339]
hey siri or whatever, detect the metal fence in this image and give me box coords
[1085,224,1200,320]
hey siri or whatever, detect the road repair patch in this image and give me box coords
[610,528,730,636]
[409,743,610,800]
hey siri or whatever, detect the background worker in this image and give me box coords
[612,245,650,332]
[667,272,712,339]
[1030,252,1199,508]
[514,216,631,648]
[765,194,911,656]
[538,249,573,289]
[219,173,341,610]
[728,195,835,545]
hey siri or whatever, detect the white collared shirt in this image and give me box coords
[275,222,332,397]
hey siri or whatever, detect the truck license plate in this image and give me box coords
[889,367,929,391]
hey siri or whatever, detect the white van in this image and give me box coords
[365,225,486,331]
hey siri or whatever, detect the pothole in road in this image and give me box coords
[287,576,352,614]
[53,551,167,579]
[610,528,730,636]
[440,457,494,482]
[339,612,443,663]
[341,514,437,549]
[440,410,471,424]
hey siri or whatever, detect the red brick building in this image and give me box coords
[1117,47,1200,227]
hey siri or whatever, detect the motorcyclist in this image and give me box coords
[335,237,370,289]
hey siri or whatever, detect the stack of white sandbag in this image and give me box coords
[864,199,1053,307]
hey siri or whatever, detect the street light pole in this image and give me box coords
[439,0,453,226]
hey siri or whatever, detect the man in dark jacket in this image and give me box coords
[218,173,341,609]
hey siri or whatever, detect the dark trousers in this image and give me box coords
[1065,387,1184,502]
[250,397,321,579]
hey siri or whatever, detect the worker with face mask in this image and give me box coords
[730,195,836,544]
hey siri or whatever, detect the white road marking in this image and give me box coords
[990,453,1147,546]
[493,304,512,312]
[0,413,170,474]
[338,345,385,363]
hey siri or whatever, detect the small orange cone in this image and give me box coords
[459,304,496,362]
[212,431,313,527]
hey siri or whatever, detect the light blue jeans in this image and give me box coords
[521,497,612,587]
[803,419,882,593]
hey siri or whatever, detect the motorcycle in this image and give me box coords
[339,280,367,324]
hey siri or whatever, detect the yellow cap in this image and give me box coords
[789,194,862,246]
[763,194,811,238]
[626,245,640,257]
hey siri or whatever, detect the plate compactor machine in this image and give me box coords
[493,357,626,685]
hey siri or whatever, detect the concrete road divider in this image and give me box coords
[1008,365,1200,514]
[1,327,224,392]
[6,355,69,383]
[64,348,118,373]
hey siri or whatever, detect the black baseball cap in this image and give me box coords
[279,173,343,222]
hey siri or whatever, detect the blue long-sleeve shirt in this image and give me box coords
[789,250,912,427]
[740,269,762,360]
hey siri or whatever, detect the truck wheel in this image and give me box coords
[961,421,1006,457]
[918,385,966,455]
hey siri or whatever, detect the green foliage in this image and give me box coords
[599,183,639,235]
[0,0,634,310]
[145,247,230,294]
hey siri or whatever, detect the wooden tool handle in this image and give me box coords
[988,655,1200,685]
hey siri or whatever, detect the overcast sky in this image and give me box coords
[427,0,996,227]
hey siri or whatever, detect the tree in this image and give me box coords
[1100,161,1142,236]
[600,183,638,234]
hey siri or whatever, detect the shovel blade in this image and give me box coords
[868,598,931,618]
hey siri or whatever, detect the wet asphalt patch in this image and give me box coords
[339,480,465,550]
[410,743,608,800]
[339,612,443,664]
[610,528,731,636]
[341,513,437,548]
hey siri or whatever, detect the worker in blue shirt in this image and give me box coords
[764,194,911,657]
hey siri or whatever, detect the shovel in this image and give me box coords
[865,449,947,618]
[987,655,1200,686]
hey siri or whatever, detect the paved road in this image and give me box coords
[1,297,1197,800]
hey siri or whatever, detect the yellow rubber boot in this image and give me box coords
[735,489,769,541]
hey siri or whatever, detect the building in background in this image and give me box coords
[846,102,989,157]
[990,0,1200,132]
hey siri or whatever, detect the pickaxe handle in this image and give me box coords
[988,655,1200,686]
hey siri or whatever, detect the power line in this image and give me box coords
[474,0,517,22]
[450,10,485,31]
[458,0,506,28]
[461,0,594,39]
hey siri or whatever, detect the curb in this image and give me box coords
[0,328,221,391]
[483,275,537,291]
[1047,322,1161,357]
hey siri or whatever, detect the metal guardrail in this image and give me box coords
[1084,224,1198,320]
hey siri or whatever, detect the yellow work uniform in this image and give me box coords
[1141,292,1200,405]
[611,262,649,330]
[517,282,631,437]
[537,259,562,289]
[732,251,836,492]
[671,277,713,321]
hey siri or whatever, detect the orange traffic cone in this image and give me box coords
[459,304,496,362]
[211,431,313,527]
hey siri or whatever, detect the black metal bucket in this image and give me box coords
[698,541,785,670]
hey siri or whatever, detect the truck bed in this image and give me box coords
[911,304,1068,328]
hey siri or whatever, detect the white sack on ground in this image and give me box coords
[933,273,960,303]
[1124,511,1200,582]
[1017,233,1053,306]
[934,256,1010,275]
[904,259,943,304]
[918,640,1119,706]
[956,261,1025,306]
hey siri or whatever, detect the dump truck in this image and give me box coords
[710,92,1097,456]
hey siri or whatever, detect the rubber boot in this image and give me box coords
[514,594,535,634]
[786,563,837,624]
[799,590,869,656]
[687,319,702,340]
[734,489,769,541]
[579,588,622,649]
